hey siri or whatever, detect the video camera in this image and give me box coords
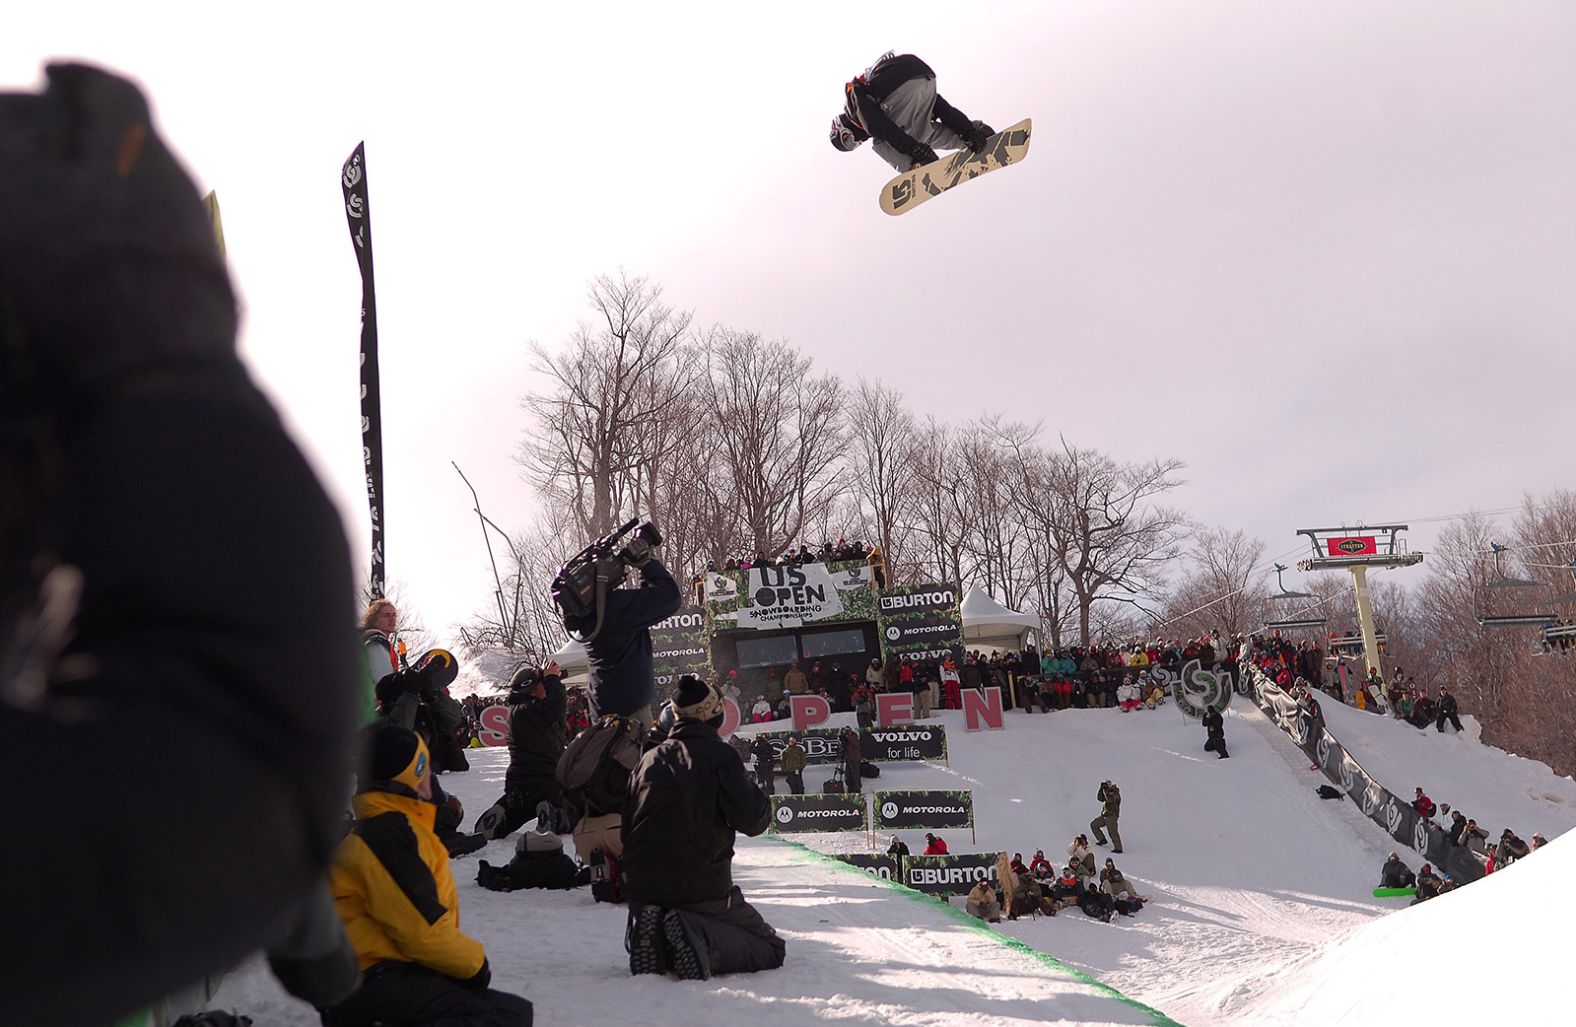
[550,518,662,643]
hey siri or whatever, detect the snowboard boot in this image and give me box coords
[627,905,667,976]
[663,910,712,981]
[474,800,509,840]
[444,832,488,858]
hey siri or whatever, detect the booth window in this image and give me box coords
[737,634,801,668]
[802,628,866,659]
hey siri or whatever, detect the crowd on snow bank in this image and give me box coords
[1251,636,1466,732]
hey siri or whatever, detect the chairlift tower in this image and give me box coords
[1295,524,1423,677]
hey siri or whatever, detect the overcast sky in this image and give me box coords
[8,1,1573,639]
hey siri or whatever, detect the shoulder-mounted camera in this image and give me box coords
[550,519,662,643]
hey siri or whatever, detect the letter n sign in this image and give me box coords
[964,686,1005,731]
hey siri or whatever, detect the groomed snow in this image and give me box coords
[211,694,1575,1025]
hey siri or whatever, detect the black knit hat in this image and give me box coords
[366,725,427,789]
[674,674,722,722]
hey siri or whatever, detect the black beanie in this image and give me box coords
[367,725,420,781]
[674,674,722,722]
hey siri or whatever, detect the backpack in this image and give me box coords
[1316,785,1344,800]
[557,715,644,816]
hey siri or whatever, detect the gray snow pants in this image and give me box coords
[870,77,968,172]
[664,887,786,976]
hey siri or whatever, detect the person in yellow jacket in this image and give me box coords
[322,726,533,1026]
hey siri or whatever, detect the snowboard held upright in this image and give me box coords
[880,118,1032,216]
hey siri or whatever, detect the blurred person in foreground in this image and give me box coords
[0,64,359,1022]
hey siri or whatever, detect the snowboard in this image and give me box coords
[880,118,1032,216]
[996,851,1016,918]
[1373,886,1416,898]
[414,648,459,689]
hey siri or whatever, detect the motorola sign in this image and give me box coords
[767,793,868,834]
[871,789,973,830]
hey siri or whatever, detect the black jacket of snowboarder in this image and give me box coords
[843,52,975,162]
[621,718,771,907]
[505,673,567,801]
[564,558,682,718]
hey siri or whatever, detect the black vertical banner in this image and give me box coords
[341,143,386,597]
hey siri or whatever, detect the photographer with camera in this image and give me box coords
[473,661,568,841]
[553,520,682,732]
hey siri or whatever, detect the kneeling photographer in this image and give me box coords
[552,519,682,732]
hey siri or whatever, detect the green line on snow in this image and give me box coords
[774,838,1185,1027]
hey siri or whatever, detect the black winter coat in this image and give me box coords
[621,719,771,906]
[1202,710,1225,737]
[563,559,682,718]
[1379,858,1415,889]
[504,674,567,802]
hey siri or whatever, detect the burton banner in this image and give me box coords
[872,790,974,832]
[1246,665,1483,884]
[341,142,386,598]
[831,853,902,882]
[877,582,963,665]
[651,607,711,688]
[902,853,999,895]
[861,724,949,762]
[769,792,868,834]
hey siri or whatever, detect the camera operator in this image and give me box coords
[473,661,568,840]
[558,523,681,732]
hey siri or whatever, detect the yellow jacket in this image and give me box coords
[331,787,487,979]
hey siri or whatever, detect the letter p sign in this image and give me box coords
[790,694,831,733]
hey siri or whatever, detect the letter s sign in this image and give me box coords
[479,704,510,747]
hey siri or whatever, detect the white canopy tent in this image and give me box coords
[548,637,590,685]
[960,586,1041,653]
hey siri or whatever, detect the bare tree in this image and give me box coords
[906,418,973,586]
[703,329,845,558]
[519,272,695,538]
[845,378,917,580]
[1160,527,1267,639]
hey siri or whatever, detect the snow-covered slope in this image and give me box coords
[210,696,1575,1025]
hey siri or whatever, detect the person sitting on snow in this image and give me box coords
[1067,834,1097,882]
[1051,866,1083,905]
[1412,787,1436,819]
[1410,864,1443,905]
[829,52,994,172]
[1028,849,1054,880]
[1098,858,1140,902]
[966,879,1002,923]
[1117,676,1142,712]
[1009,873,1045,920]
[1379,852,1416,890]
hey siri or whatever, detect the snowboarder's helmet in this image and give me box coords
[829,113,864,152]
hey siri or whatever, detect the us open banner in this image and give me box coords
[861,724,948,762]
[706,560,878,631]
[341,142,386,598]
[877,582,963,664]
[902,853,999,895]
[651,607,711,687]
[1246,665,1483,884]
[769,792,867,834]
[831,853,901,882]
[872,790,974,832]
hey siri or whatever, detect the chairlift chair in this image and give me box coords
[1473,543,1557,629]
[1327,630,1386,657]
[1263,564,1329,632]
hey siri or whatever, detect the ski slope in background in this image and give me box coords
[213,696,1575,1025]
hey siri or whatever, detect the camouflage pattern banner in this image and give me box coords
[705,560,877,632]
[861,724,948,762]
[1246,665,1483,884]
[872,790,974,831]
[831,853,902,882]
[340,142,386,598]
[902,853,1000,895]
[877,581,963,665]
[769,792,868,834]
[650,606,711,688]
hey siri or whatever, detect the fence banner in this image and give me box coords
[860,724,948,762]
[902,853,999,895]
[750,727,845,766]
[1246,664,1483,883]
[830,853,901,882]
[872,790,974,832]
[769,792,867,834]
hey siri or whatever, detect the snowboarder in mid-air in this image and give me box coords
[830,52,993,172]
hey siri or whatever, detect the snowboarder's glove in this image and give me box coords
[908,144,939,168]
[965,122,994,153]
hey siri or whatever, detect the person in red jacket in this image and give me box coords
[923,833,949,855]
[1412,787,1436,818]
[1028,849,1054,879]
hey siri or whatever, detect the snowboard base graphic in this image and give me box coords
[880,118,1031,216]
